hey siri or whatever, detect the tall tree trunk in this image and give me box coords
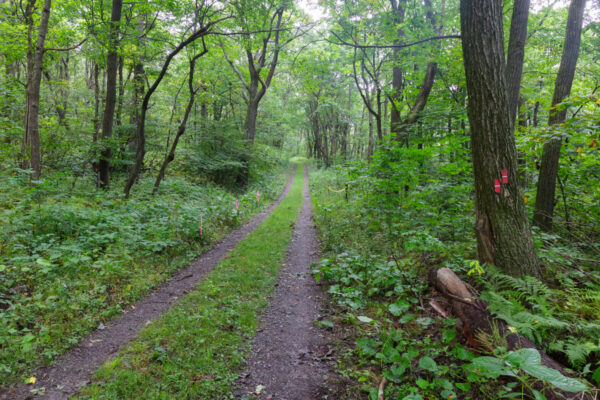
[533,0,586,232]
[93,62,101,143]
[506,0,530,129]
[244,96,259,142]
[116,55,124,126]
[22,0,51,180]
[389,0,407,138]
[99,0,123,189]
[367,109,374,162]
[460,0,540,278]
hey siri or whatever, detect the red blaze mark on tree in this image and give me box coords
[494,179,501,193]
[502,169,508,184]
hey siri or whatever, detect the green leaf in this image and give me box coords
[532,389,547,400]
[592,367,600,386]
[383,365,406,383]
[471,356,514,378]
[456,382,471,392]
[316,319,334,329]
[357,315,373,323]
[505,349,587,392]
[416,378,429,389]
[389,299,410,316]
[505,348,541,368]
[36,258,52,267]
[521,364,587,393]
[418,356,438,373]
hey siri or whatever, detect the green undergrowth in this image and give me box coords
[309,155,598,400]
[74,165,305,399]
[0,166,288,388]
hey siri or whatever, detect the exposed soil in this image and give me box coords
[235,165,334,400]
[1,167,296,400]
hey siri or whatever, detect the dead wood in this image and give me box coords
[428,267,594,400]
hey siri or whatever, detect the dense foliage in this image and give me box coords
[0,0,599,398]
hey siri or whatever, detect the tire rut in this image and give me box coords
[1,166,297,400]
[235,165,332,400]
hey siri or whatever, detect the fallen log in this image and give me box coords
[429,267,594,400]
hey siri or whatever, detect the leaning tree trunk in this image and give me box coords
[23,0,51,180]
[533,0,586,232]
[460,0,540,278]
[153,52,206,194]
[99,0,123,189]
[395,61,438,148]
[124,19,222,198]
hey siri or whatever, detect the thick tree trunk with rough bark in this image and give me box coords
[99,0,123,189]
[22,0,51,180]
[460,0,540,278]
[533,0,586,232]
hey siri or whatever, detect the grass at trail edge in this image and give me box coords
[76,165,306,399]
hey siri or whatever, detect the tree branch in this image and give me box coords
[43,38,88,53]
[330,31,460,49]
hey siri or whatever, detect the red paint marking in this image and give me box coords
[501,169,508,184]
[494,179,501,193]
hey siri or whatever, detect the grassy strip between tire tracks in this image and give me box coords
[75,165,305,400]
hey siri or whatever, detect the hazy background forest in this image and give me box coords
[1,0,600,398]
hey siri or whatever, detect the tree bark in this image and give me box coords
[93,62,101,143]
[116,55,124,126]
[22,0,52,179]
[533,0,586,232]
[505,0,530,129]
[367,108,374,162]
[460,0,540,277]
[99,0,123,189]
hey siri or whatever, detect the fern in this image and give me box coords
[478,267,600,371]
[564,340,600,368]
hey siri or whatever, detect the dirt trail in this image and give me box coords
[235,165,332,400]
[1,167,296,400]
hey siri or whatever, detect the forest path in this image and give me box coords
[235,165,333,400]
[1,166,297,400]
